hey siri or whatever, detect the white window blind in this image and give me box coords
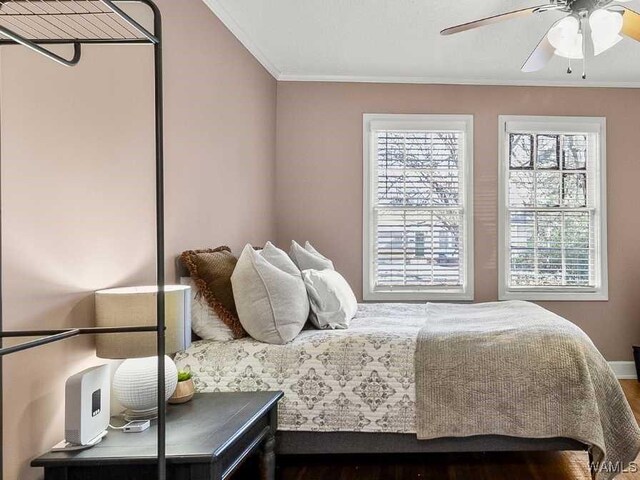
[499,116,608,301]
[363,115,473,301]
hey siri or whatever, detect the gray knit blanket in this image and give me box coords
[415,301,640,480]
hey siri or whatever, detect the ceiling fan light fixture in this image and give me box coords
[441,1,640,76]
[589,9,623,55]
[548,16,584,59]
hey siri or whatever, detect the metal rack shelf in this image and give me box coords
[0,0,159,65]
[0,0,166,478]
[0,326,158,356]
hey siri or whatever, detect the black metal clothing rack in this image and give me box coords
[0,1,166,478]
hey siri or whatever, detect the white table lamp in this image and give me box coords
[95,285,191,420]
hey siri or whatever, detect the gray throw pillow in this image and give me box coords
[289,240,334,271]
[231,243,310,344]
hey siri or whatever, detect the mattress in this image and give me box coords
[174,302,424,433]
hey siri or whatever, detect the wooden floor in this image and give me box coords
[235,380,640,480]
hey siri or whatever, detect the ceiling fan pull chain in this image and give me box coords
[567,59,572,74]
[581,15,587,80]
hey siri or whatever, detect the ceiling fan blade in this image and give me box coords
[621,7,640,41]
[441,5,555,36]
[521,31,556,72]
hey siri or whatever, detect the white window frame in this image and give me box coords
[363,114,474,301]
[498,115,608,301]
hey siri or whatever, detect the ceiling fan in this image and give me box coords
[441,0,640,78]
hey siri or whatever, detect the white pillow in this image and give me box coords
[289,240,334,271]
[261,241,301,275]
[180,277,234,341]
[231,243,310,344]
[302,269,357,330]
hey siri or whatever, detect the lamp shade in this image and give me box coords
[95,285,191,359]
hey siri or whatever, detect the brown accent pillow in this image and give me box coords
[180,246,246,338]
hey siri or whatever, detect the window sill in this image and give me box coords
[499,289,608,302]
[363,289,474,302]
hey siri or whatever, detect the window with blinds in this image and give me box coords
[499,116,608,301]
[363,115,473,301]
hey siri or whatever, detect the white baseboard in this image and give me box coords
[609,361,638,380]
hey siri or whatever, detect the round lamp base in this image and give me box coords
[123,407,162,422]
[113,355,178,419]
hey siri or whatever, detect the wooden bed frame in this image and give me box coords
[276,431,588,455]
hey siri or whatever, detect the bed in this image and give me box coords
[174,300,640,479]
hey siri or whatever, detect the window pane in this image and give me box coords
[403,132,432,168]
[536,134,559,169]
[377,169,460,208]
[404,170,459,206]
[376,131,461,208]
[509,171,535,207]
[377,169,404,207]
[562,173,587,208]
[376,211,406,286]
[563,134,587,170]
[509,211,535,287]
[377,131,460,170]
[536,172,561,207]
[375,209,463,287]
[536,212,563,286]
[400,132,461,169]
[564,212,592,286]
[430,133,460,169]
[509,211,594,288]
[510,133,533,169]
[377,132,404,168]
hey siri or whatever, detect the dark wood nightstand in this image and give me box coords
[32,391,283,480]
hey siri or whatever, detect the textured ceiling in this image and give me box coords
[203,0,640,86]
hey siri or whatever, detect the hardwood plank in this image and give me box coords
[232,380,640,480]
[622,380,640,425]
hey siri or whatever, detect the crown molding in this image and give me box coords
[201,0,280,79]
[277,73,640,88]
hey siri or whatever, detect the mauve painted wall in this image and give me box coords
[275,81,640,361]
[0,0,276,478]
